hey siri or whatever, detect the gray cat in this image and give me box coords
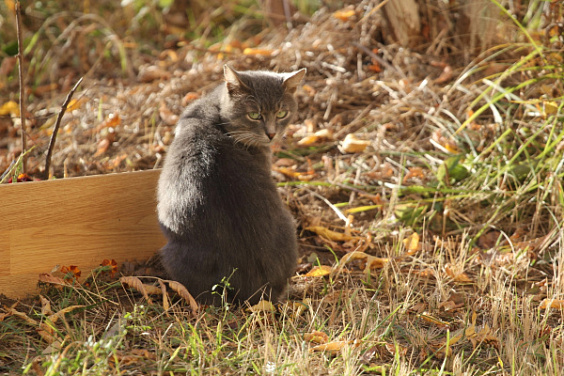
[157,65,306,306]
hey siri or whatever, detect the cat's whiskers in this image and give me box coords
[227,130,269,150]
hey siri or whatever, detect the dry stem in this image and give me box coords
[15,0,26,174]
[43,77,84,179]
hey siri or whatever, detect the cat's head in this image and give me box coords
[220,65,306,148]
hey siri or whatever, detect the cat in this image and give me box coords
[157,65,306,306]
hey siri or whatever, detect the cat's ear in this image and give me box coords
[224,65,249,94]
[282,68,306,94]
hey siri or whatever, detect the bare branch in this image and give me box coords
[43,77,84,179]
[15,0,26,174]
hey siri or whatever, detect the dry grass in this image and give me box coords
[1,0,564,374]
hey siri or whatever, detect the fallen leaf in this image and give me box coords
[305,265,332,277]
[303,331,329,344]
[273,166,315,181]
[243,48,273,56]
[247,300,276,313]
[288,299,310,318]
[418,312,451,329]
[310,340,358,355]
[297,129,334,146]
[182,92,200,106]
[335,251,389,276]
[301,85,316,96]
[439,300,458,311]
[120,276,162,303]
[384,342,408,356]
[48,305,86,324]
[32,83,58,96]
[158,280,170,311]
[159,102,179,125]
[340,133,370,153]
[539,299,564,310]
[98,113,121,130]
[39,295,53,316]
[310,341,347,354]
[0,100,19,116]
[434,64,453,84]
[333,9,356,21]
[463,314,500,350]
[167,280,199,312]
[402,232,421,255]
[403,167,426,183]
[366,256,388,269]
[305,226,354,241]
[94,138,111,157]
[38,273,68,287]
[102,153,126,170]
[66,98,86,112]
[4,306,39,326]
[445,266,473,283]
[138,65,171,82]
[412,268,435,278]
[367,63,381,72]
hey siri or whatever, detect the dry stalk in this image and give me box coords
[44,77,84,179]
[15,0,26,174]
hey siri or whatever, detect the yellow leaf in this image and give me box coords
[303,331,329,344]
[340,134,370,153]
[297,129,334,146]
[402,232,420,254]
[5,0,15,11]
[305,226,354,241]
[273,166,314,181]
[288,299,310,318]
[444,143,460,154]
[0,100,19,116]
[247,300,276,312]
[418,312,451,328]
[333,9,355,21]
[366,256,388,269]
[539,299,564,310]
[305,265,332,277]
[542,101,558,115]
[337,251,389,275]
[66,98,86,112]
[309,340,350,354]
[243,48,273,56]
[339,251,369,264]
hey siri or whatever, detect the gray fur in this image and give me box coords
[157,65,306,305]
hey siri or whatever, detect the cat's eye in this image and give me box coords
[248,112,261,120]
[276,110,288,118]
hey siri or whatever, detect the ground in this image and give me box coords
[1,0,564,375]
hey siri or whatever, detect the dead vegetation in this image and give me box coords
[1,0,564,374]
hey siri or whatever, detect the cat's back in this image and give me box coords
[156,86,227,232]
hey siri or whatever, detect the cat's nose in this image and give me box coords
[266,132,276,141]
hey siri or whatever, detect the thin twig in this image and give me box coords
[352,42,407,79]
[15,0,26,174]
[43,77,83,179]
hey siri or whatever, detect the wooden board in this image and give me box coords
[0,170,166,298]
